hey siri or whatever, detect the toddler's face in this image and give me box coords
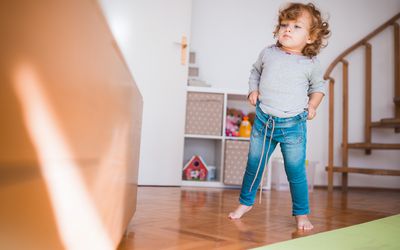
[277,11,313,54]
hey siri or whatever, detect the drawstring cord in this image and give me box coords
[249,117,275,204]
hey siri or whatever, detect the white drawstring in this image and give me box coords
[249,117,275,204]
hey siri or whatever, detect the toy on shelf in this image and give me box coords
[239,116,252,137]
[183,155,208,181]
[206,166,216,181]
[247,112,255,126]
[226,108,243,137]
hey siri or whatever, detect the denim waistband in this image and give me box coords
[255,104,307,128]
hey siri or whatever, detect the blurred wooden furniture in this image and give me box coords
[0,0,142,249]
[324,13,400,192]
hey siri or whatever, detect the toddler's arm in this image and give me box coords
[248,47,267,96]
[307,59,328,119]
[248,91,259,106]
[307,93,324,120]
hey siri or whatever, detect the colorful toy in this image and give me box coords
[226,108,243,137]
[182,155,208,181]
[239,116,252,137]
[247,112,256,125]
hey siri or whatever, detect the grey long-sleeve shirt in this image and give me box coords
[248,45,327,118]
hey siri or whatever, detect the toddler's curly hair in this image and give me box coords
[273,2,331,57]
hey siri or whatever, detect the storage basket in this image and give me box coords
[185,92,224,136]
[223,140,249,185]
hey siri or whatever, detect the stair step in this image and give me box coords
[371,118,400,128]
[325,166,400,176]
[346,143,400,150]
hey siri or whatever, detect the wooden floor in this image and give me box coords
[118,186,400,250]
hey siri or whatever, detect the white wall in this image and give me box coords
[99,0,192,185]
[191,0,400,188]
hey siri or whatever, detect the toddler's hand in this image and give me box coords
[307,103,317,120]
[248,91,259,106]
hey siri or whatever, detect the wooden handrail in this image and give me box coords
[324,13,400,79]
[325,12,400,192]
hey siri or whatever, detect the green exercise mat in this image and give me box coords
[253,214,400,250]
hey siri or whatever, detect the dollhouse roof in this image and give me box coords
[183,155,208,170]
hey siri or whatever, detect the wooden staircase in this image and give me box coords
[324,13,400,192]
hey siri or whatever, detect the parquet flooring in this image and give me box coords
[118,187,400,250]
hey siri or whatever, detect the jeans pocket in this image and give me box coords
[281,122,304,144]
[251,116,264,138]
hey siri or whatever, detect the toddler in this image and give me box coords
[228,2,330,231]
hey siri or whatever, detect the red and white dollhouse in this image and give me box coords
[183,155,208,181]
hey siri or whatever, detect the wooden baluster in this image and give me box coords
[342,59,349,192]
[328,78,335,192]
[323,14,400,190]
[394,23,400,133]
[365,43,372,154]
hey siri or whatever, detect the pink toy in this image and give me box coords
[226,116,239,136]
[225,108,243,137]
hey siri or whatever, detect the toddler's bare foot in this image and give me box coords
[295,215,314,230]
[228,205,252,220]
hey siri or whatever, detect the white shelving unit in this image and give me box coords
[181,86,272,189]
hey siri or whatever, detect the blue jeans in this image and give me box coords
[239,104,309,216]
